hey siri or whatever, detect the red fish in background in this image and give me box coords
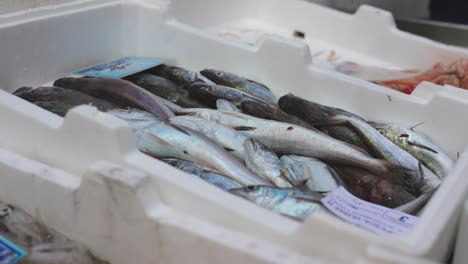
[375,58,468,94]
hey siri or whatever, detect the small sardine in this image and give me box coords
[243,139,293,188]
[230,186,323,220]
[163,158,242,191]
[54,77,174,120]
[370,122,454,179]
[110,109,270,186]
[200,69,277,105]
[14,86,117,117]
[149,64,198,85]
[280,155,342,193]
[216,99,240,112]
[125,73,184,103]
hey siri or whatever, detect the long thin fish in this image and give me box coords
[54,77,174,120]
[110,109,270,186]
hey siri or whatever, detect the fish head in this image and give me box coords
[200,69,244,87]
[166,66,198,84]
[0,203,12,219]
[230,185,268,202]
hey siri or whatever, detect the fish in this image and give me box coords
[54,77,174,120]
[179,109,414,183]
[163,158,242,191]
[149,64,198,85]
[200,69,277,105]
[319,115,441,195]
[14,86,117,116]
[278,93,370,152]
[240,100,318,131]
[110,109,270,186]
[170,115,248,160]
[216,99,240,112]
[395,189,436,215]
[243,139,293,188]
[25,243,100,264]
[280,155,342,193]
[0,203,52,248]
[125,73,184,103]
[333,166,416,209]
[230,186,323,220]
[370,122,455,179]
[175,92,210,109]
[186,82,266,108]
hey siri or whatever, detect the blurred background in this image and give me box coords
[307,0,468,47]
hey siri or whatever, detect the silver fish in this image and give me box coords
[178,109,413,184]
[370,122,454,179]
[170,115,248,160]
[163,158,242,191]
[321,115,440,194]
[280,155,342,192]
[230,186,323,220]
[243,139,293,188]
[110,109,270,186]
[216,99,240,112]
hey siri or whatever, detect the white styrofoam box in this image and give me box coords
[326,0,430,18]
[168,0,465,75]
[452,199,468,264]
[0,0,467,263]
[0,0,85,14]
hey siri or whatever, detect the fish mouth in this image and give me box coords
[13,86,34,96]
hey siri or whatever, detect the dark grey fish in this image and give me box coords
[278,93,371,152]
[149,64,198,85]
[175,92,211,109]
[200,69,277,105]
[14,86,117,117]
[54,77,174,120]
[125,73,184,103]
[240,100,318,131]
[186,82,262,108]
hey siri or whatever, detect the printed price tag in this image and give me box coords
[0,236,26,264]
[73,57,164,79]
[321,187,418,235]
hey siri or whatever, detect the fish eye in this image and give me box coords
[174,70,182,76]
[246,186,258,191]
[215,72,224,77]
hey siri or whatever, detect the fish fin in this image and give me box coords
[295,179,311,191]
[409,121,425,131]
[142,149,163,159]
[246,79,272,91]
[224,147,236,152]
[279,167,295,185]
[233,126,256,131]
[168,122,191,135]
[382,162,422,196]
[146,133,172,147]
[290,192,323,203]
[406,140,438,154]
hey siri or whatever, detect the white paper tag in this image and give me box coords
[321,187,418,235]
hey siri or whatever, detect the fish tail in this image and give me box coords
[376,161,422,196]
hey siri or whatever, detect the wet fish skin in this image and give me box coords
[230,186,323,220]
[323,115,440,195]
[110,109,270,186]
[170,115,248,160]
[14,86,117,116]
[333,166,416,209]
[179,109,411,182]
[216,99,240,112]
[175,92,211,109]
[125,73,184,103]
[280,155,342,193]
[240,100,318,131]
[244,139,293,188]
[54,77,174,120]
[370,122,454,179]
[163,158,242,190]
[149,65,198,85]
[201,69,277,105]
[278,93,370,151]
[0,203,52,248]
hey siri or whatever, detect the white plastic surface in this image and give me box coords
[0,1,466,263]
[452,199,468,264]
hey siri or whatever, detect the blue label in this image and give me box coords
[0,236,26,264]
[73,57,164,79]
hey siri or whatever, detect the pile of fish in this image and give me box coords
[13,64,455,222]
[0,202,106,264]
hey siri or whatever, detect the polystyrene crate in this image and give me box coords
[0,0,467,263]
